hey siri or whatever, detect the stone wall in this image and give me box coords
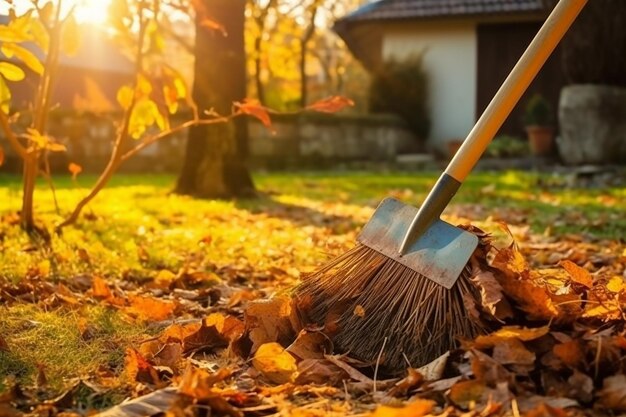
[0,112,420,173]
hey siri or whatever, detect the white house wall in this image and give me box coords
[381,20,477,150]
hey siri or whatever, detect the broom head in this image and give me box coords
[295,197,488,373]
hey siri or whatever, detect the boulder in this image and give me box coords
[558,85,626,165]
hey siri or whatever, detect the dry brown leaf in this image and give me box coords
[127,295,176,321]
[286,330,332,361]
[252,342,297,384]
[598,374,626,411]
[492,339,535,365]
[369,399,435,417]
[294,359,348,386]
[245,296,295,353]
[469,350,511,386]
[559,260,593,288]
[474,325,550,349]
[417,351,449,381]
[471,270,510,319]
[139,341,183,370]
[448,380,487,409]
[499,278,559,320]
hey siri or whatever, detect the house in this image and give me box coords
[334,0,565,152]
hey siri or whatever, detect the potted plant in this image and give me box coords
[557,0,626,165]
[524,94,554,156]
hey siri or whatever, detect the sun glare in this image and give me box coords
[1,0,112,26]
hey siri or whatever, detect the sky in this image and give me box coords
[0,0,111,25]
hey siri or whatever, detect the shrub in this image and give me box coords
[524,94,553,126]
[486,135,529,158]
[560,0,626,87]
[368,54,430,141]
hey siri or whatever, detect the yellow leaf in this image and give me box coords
[117,85,134,109]
[0,62,25,81]
[370,399,435,417]
[474,325,550,349]
[129,98,160,139]
[25,128,48,148]
[137,73,152,96]
[61,15,81,56]
[0,76,11,113]
[607,276,625,293]
[1,43,44,75]
[46,142,66,152]
[39,1,54,25]
[252,342,297,384]
[31,19,50,52]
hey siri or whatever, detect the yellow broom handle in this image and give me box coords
[446,0,587,182]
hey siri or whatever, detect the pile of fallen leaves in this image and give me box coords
[2,222,626,417]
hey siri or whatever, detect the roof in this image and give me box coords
[334,0,553,70]
[341,0,550,23]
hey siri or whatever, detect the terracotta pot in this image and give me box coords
[525,126,555,156]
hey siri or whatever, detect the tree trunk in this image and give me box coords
[176,0,254,198]
[299,6,318,109]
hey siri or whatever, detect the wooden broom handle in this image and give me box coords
[446,0,587,182]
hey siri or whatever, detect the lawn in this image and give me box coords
[0,170,625,415]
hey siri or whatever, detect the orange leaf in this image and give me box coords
[307,96,354,113]
[127,295,176,321]
[234,98,272,130]
[124,347,160,384]
[68,162,82,180]
[474,325,550,349]
[178,364,231,398]
[370,399,435,417]
[0,146,4,166]
[559,260,593,288]
[553,340,584,367]
[91,276,113,299]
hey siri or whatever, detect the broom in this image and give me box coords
[295,0,588,373]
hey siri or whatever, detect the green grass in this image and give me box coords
[0,305,148,391]
[0,170,624,392]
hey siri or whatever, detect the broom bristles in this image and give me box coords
[294,244,488,373]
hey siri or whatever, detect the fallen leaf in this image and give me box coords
[388,368,423,397]
[178,364,231,399]
[353,305,365,317]
[369,399,434,417]
[448,380,487,409]
[139,342,183,370]
[286,330,332,360]
[492,339,535,365]
[127,295,176,321]
[607,276,625,293]
[95,387,179,417]
[294,359,348,386]
[252,342,297,384]
[559,260,593,288]
[598,374,626,411]
[471,270,509,318]
[474,325,550,349]
[245,296,295,353]
[499,278,559,320]
[417,351,449,381]
[91,276,113,299]
[124,348,160,385]
[552,340,584,367]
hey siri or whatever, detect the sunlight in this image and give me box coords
[0,0,112,25]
